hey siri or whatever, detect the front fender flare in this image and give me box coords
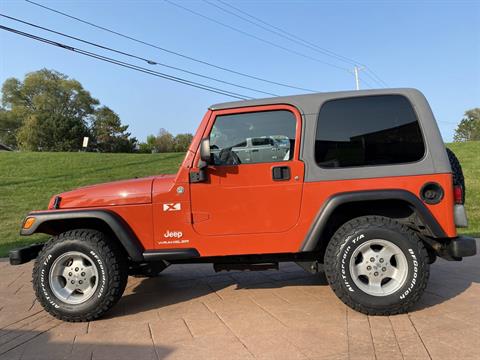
[21,210,144,262]
[300,189,447,252]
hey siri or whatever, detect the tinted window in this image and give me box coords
[210,110,296,165]
[315,95,425,168]
[252,138,274,146]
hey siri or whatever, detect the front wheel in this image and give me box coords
[33,229,128,322]
[324,216,429,315]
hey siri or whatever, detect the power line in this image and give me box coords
[25,0,317,93]
[213,0,389,87]
[359,74,374,89]
[165,0,352,74]
[0,13,279,97]
[211,0,357,66]
[363,67,389,87]
[0,25,251,100]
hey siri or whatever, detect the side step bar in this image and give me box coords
[213,262,279,272]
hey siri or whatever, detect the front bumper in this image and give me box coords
[9,243,44,265]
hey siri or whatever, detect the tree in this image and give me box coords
[91,106,136,153]
[0,107,22,149]
[138,134,157,153]
[2,69,97,151]
[453,108,480,142]
[138,131,193,153]
[174,133,193,152]
[154,128,175,152]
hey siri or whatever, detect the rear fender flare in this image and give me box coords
[21,210,144,262]
[300,190,447,252]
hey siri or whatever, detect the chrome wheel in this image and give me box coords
[49,251,99,305]
[349,239,408,296]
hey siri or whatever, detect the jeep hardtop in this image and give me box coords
[10,88,476,321]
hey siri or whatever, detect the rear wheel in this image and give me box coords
[324,216,429,315]
[33,229,128,322]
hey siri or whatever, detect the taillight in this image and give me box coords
[453,185,463,205]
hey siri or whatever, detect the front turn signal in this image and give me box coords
[23,217,36,230]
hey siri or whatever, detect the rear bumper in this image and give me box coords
[441,236,477,259]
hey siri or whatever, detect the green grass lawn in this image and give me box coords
[447,141,480,238]
[0,152,184,257]
[0,143,478,257]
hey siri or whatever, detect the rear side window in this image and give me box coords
[315,95,425,168]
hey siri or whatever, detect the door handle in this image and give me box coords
[272,166,291,181]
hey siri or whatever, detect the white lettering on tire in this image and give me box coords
[341,234,365,292]
[89,250,106,299]
[400,249,418,299]
[40,254,60,309]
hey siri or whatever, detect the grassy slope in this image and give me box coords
[0,152,184,256]
[447,141,480,237]
[0,142,478,257]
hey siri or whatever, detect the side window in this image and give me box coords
[210,110,296,165]
[315,95,425,168]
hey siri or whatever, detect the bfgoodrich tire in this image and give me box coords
[324,216,429,315]
[33,229,128,322]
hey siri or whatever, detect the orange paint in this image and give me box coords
[35,105,457,257]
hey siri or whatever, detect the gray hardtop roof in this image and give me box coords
[210,88,422,115]
[210,88,452,179]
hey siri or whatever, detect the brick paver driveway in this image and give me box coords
[1,240,479,359]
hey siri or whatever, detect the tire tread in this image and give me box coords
[324,215,429,316]
[32,229,128,322]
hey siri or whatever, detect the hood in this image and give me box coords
[50,176,160,209]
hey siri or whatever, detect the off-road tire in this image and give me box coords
[324,216,429,315]
[446,148,465,203]
[33,229,128,322]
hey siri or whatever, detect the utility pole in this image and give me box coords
[354,66,360,90]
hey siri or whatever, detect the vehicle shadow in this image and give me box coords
[412,254,480,311]
[109,252,480,319]
[0,328,174,360]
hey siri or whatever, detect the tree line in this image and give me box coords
[138,129,193,153]
[0,69,193,153]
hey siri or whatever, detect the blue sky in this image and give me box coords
[1,0,479,142]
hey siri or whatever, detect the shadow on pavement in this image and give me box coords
[0,329,173,360]
[107,253,479,319]
[413,254,480,311]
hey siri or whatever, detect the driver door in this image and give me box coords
[190,105,304,237]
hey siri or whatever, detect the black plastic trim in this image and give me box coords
[53,196,62,209]
[143,248,200,261]
[300,189,447,252]
[20,210,145,262]
[9,243,44,265]
[445,236,477,258]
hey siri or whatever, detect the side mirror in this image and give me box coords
[200,138,211,164]
[190,138,211,183]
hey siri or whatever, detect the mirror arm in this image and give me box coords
[198,159,207,169]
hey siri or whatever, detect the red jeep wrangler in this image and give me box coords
[10,89,476,321]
